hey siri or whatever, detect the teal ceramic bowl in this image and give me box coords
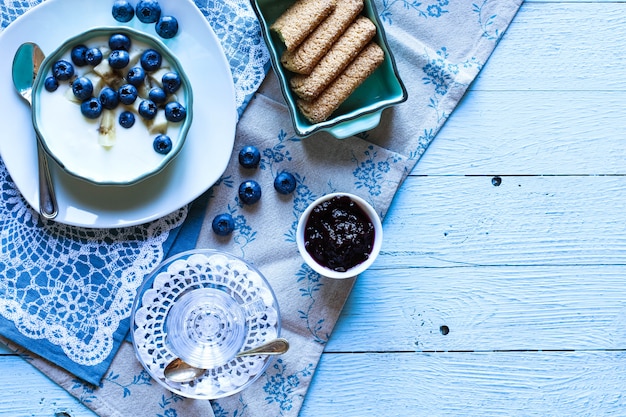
[251,0,407,138]
[31,27,193,186]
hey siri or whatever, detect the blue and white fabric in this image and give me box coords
[0,0,523,416]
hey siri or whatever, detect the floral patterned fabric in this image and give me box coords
[0,0,523,416]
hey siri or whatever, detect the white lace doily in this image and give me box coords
[131,249,280,399]
[0,155,187,366]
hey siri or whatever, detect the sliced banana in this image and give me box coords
[98,109,117,147]
[64,86,81,103]
[148,110,168,134]
[93,60,115,82]
[148,67,171,87]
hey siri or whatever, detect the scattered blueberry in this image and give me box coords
[127,67,146,86]
[238,145,261,168]
[119,111,135,128]
[140,49,162,71]
[155,15,179,39]
[70,45,88,66]
[112,0,134,22]
[72,77,94,101]
[138,99,158,120]
[148,87,167,104]
[153,134,173,154]
[212,213,235,236]
[80,97,103,119]
[109,49,130,69]
[238,180,262,205]
[85,47,103,66]
[274,171,296,194]
[164,101,186,122]
[161,71,181,94]
[109,33,131,51]
[52,60,74,81]
[99,86,119,110]
[135,0,161,23]
[44,76,59,92]
[118,84,138,105]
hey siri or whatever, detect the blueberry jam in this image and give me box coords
[304,195,375,272]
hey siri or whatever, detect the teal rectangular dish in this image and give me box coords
[251,0,408,138]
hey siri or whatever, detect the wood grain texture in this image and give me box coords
[327,265,626,352]
[0,355,97,417]
[472,3,626,92]
[414,91,626,175]
[379,175,626,268]
[301,351,626,416]
[3,1,626,417]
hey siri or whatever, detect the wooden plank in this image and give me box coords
[378,175,626,268]
[473,3,626,91]
[327,265,626,352]
[301,351,626,417]
[414,90,626,175]
[0,356,97,417]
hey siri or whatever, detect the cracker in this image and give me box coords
[297,42,385,124]
[280,0,364,75]
[270,0,336,52]
[290,16,376,101]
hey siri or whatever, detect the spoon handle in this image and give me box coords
[236,338,289,357]
[37,141,58,219]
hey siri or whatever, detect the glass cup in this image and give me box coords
[165,287,265,369]
[131,249,281,399]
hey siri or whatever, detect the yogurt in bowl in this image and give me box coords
[31,27,193,186]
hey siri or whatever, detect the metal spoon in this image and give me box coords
[12,42,58,220]
[164,338,290,383]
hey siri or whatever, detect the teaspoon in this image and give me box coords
[12,42,58,219]
[164,338,289,383]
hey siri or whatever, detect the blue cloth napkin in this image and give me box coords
[0,0,268,385]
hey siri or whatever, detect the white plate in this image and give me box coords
[0,0,237,228]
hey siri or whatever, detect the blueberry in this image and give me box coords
[140,48,162,71]
[85,48,103,66]
[155,15,179,39]
[118,84,138,105]
[109,33,131,51]
[161,71,181,94]
[72,76,94,101]
[44,76,59,92]
[148,87,167,104]
[109,49,130,69]
[238,145,261,168]
[112,0,134,22]
[52,60,74,81]
[119,111,135,128]
[238,180,262,205]
[138,99,158,120]
[80,98,103,119]
[70,44,88,66]
[153,134,173,154]
[135,0,161,23]
[164,101,186,122]
[274,171,296,194]
[212,213,235,236]
[127,67,146,86]
[99,86,119,110]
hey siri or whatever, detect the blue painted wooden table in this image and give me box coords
[3,0,626,415]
